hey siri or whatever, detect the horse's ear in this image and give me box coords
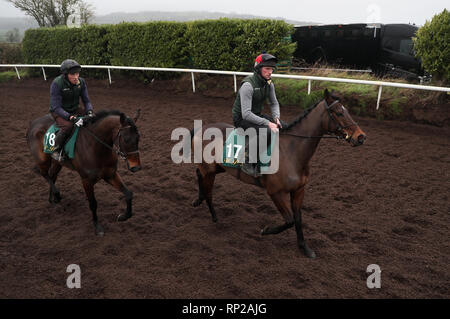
[324,89,330,99]
[120,113,126,125]
[133,109,141,123]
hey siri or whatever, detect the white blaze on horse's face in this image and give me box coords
[339,104,351,141]
[334,102,366,146]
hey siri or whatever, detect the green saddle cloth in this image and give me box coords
[43,124,79,159]
[222,128,273,171]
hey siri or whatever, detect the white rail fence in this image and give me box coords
[1,64,449,110]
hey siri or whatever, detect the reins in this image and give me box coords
[82,126,127,159]
[280,99,357,140]
[281,132,341,139]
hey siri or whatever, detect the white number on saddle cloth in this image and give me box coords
[45,132,56,146]
[226,144,242,159]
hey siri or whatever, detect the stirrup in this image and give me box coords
[51,149,65,162]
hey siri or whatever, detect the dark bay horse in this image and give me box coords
[191,89,366,258]
[26,110,141,236]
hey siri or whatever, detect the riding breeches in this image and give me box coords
[234,114,286,162]
[50,107,83,135]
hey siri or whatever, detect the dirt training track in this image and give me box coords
[0,77,449,298]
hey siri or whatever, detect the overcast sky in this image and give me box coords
[1,0,448,25]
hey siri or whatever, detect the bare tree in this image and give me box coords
[5,0,95,27]
[5,28,21,42]
[78,1,94,25]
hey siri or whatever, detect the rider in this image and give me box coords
[232,52,284,177]
[49,59,95,161]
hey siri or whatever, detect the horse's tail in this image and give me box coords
[183,127,199,159]
[190,127,196,141]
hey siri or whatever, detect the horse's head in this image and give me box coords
[117,109,142,172]
[321,89,366,146]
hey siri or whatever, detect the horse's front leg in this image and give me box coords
[81,178,104,236]
[261,192,294,235]
[104,172,133,222]
[291,188,316,258]
[48,161,62,203]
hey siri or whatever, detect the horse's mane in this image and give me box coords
[280,92,341,133]
[280,99,322,132]
[87,109,137,131]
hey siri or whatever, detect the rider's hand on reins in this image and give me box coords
[268,121,279,133]
[69,115,84,127]
[275,118,282,129]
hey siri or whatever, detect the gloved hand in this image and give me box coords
[75,117,84,127]
[70,116,84,127]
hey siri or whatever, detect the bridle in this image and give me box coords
[82,124,139,169]
[324,99,359,138]
[281,99,358,140]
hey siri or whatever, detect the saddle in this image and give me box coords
[222,128,273,173]
[43,124,80,160]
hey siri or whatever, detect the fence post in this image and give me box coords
[108,68,112,85]
[377,85,383,110]
[234,74,237,93]
[191,72,195,93]
[308,79,311,95]
[14,67,20,80]
[41,67,47,81]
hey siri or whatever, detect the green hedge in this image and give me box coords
[107,22,188,68]
[186,19,295,71]
[414,9,450,83]
[0,43,23,64]
[23,25,109,77]
[21,19,295,77]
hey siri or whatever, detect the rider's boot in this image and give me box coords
[242,162,261,178]
[51,130,69,162]
[241,135,261,178]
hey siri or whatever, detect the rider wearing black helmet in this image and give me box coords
[232,52,284,177]
[49,59,95,161]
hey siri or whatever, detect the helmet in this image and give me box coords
[254,53,278,71]
[61,59,81,75]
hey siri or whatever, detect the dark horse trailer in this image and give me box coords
[292,23,424,79]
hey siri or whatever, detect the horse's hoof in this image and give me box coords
[117,213,131,222]
[260,226,269,236]
[192,198,202,207]
[303,246,316,259]
[54,193,62,201]
[95,226,105,237]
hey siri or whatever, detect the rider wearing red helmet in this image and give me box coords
[232,52,284,177]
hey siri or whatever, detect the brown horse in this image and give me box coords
[191,89,366,258]
[26,110,142,236]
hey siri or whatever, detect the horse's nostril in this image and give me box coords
[358,135,366,143]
